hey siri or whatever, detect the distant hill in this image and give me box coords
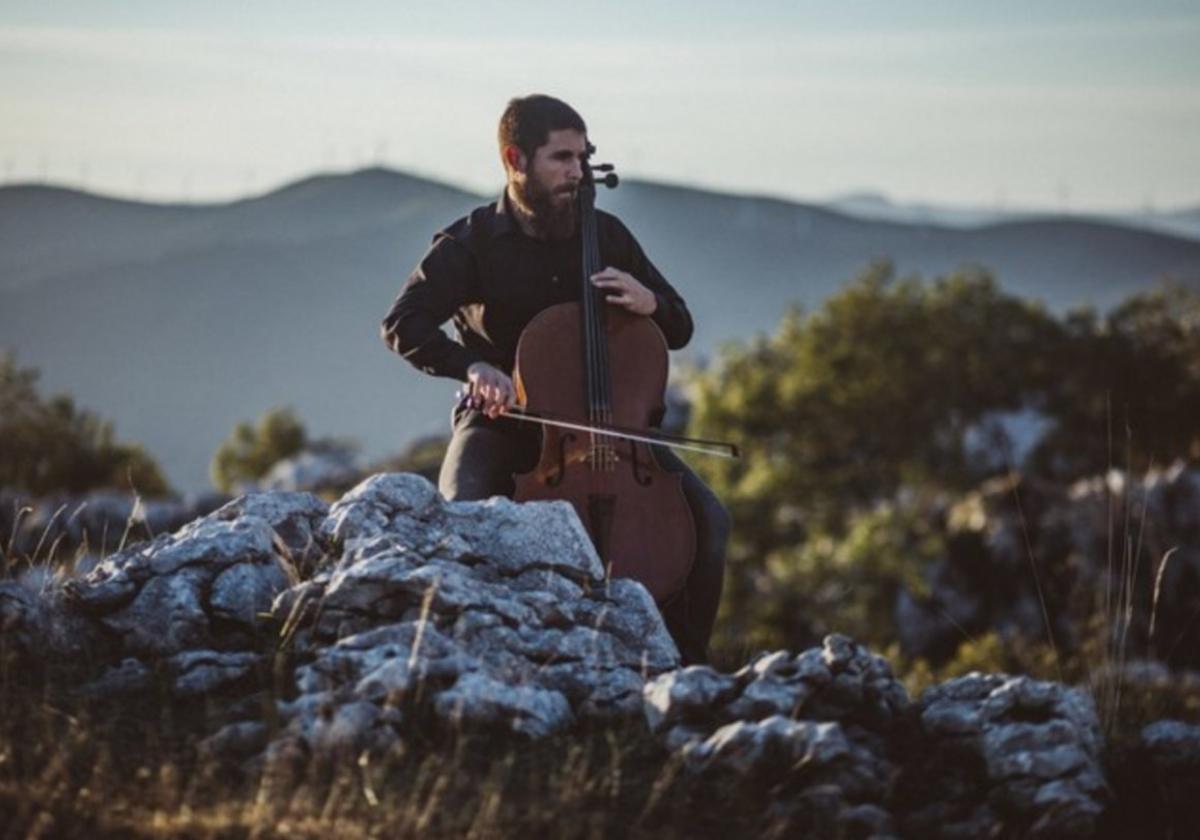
[2,169,1199,493]
[0,170,476,292]
[1140,206,1200,241]
[824,190,1200,242]
[824,191,1008,228]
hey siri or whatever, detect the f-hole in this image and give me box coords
[547,432,576,487]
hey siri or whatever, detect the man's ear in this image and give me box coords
[504,145,526,174]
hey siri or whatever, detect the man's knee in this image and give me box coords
[439,471,493,502]
[437,425,517,502]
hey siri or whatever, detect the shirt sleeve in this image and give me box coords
[611,218,694,350]
[380,233,485,382]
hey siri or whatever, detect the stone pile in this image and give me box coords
[897,674,1107,838]
[62,491,324,663]
[4,474,680,765]
[643,635,910,837]
[217,473,680,760]
[641,644,1112,837]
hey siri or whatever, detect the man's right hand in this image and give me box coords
[465,362,516,419]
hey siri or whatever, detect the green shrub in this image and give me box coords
[209,406,354,492]
[0,352,171,497]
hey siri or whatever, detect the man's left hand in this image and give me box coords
[590,267,657,316]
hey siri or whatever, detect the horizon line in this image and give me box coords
[2,165,1197,219]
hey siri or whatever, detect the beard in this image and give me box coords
[510,172,578,240]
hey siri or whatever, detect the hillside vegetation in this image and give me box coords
[686,263,1200,683]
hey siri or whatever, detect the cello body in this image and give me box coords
[512,303,695,602]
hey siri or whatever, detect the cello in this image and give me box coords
[498,144,736,603]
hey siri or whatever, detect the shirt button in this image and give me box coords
[551,275,559,284]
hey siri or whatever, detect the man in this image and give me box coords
[381,94,729,665]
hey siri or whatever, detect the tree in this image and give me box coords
[685,264,1063,653]
[209,406,310,492]
[209,406,360,492]
[1031,281,1200,477]
[0,352,172,496]
[689,262,1060,541]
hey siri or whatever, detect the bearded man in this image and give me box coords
[381,94,729,665]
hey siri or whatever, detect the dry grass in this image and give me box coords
[0,661,759,840]
[0,507,750,840]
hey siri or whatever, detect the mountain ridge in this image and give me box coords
[3,167,1199,492]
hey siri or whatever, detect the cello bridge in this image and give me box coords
[586,445,619,471]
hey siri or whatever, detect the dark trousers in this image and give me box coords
[437,413,730,665]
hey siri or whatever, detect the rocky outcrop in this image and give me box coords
[3,472,1197,837]
[897,674,1107,838]
[643,636,910,836]
[5,475,677,758]
[247,474,680,753]
[641,642,1112,837]
[62,491,323,659]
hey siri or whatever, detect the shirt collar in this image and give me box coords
[489,188,520,239]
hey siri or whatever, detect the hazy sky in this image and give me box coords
[2,0,1198,210]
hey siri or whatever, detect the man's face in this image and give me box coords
[508,128,586,239]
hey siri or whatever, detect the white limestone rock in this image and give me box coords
[434,672,575,738]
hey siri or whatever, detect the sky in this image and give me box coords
[1,0,1198,211]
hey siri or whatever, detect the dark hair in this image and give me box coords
[498,95,587,169]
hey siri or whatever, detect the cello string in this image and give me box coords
[583,188,609,469]
[583,180,615,471]
[585,197,611,470]
[583,193,599,466]
[580,184,599,465]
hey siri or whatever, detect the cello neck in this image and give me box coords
[578,150,614,430]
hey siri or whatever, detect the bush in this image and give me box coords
[209,406,355,493]
[0,352,171,496]
[687,265,1200,660]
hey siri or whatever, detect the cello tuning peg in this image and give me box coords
[599,172,619,189]
[590,163,615,173]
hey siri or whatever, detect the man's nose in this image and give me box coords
[567,158,583,181]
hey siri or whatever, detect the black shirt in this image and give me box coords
[381,190,694,383]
